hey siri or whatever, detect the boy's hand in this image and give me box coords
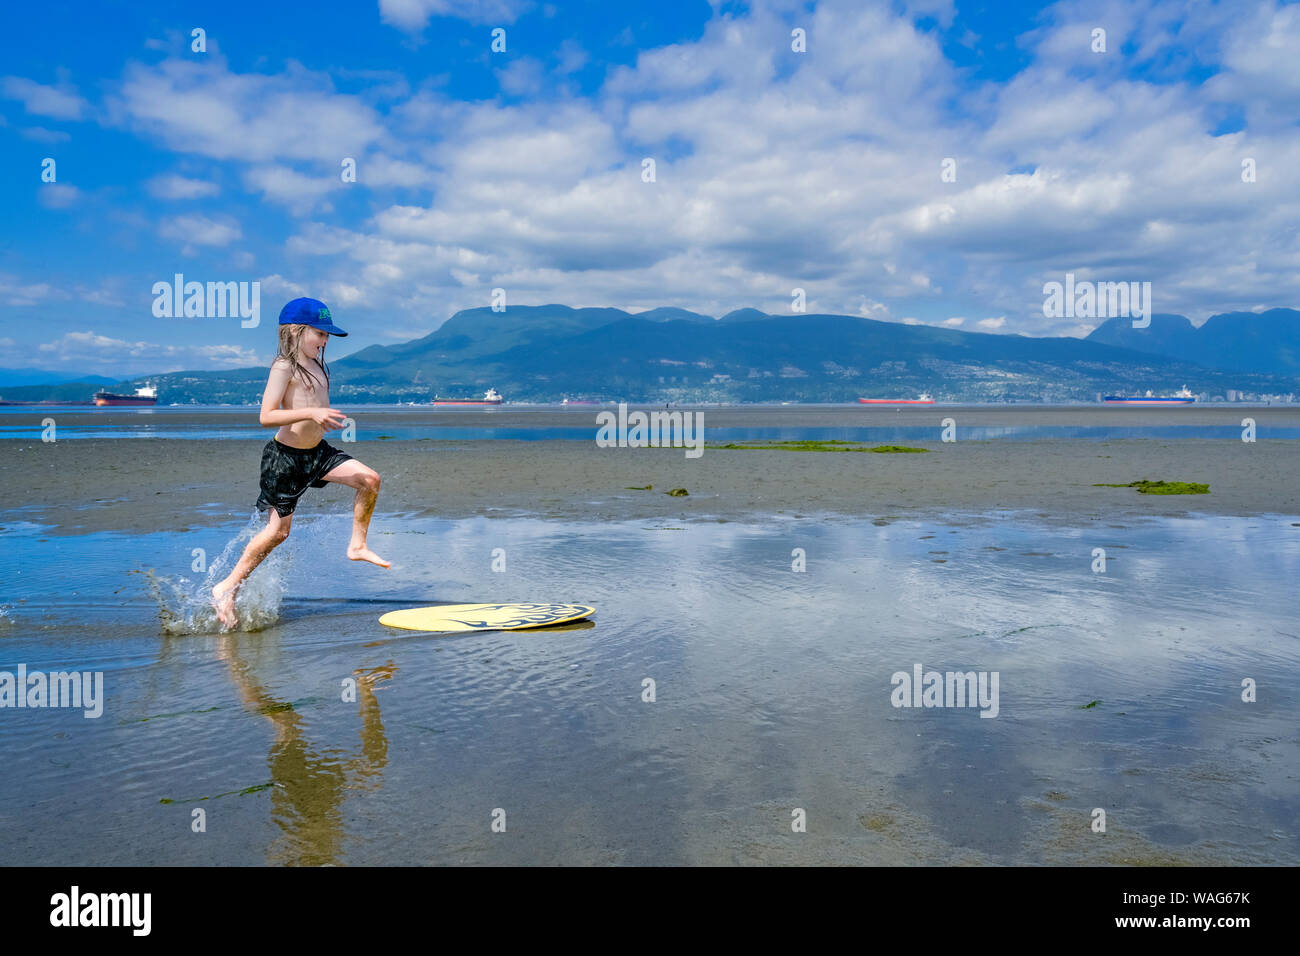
[310,407,347,430]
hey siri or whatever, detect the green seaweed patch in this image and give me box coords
[952,623,1067,640]
[714,439,869,452]
[1094,480,1209,495]
[160,781,274,804]
[255,696,320,716]
[126,706,220,725]
[376,434,396,440]
[665,487,689,497]
[625,484,653,490]
[1078,699,1102,709]
[869,445,930,453]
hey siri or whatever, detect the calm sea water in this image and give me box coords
[1,510,1296,865]
[0,404,1296,441]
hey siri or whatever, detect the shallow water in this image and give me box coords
[0,511,1296,865]
[1,403,1296,442]
[7,424,1297,441]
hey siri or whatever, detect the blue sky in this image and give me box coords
[1,0,1297,377]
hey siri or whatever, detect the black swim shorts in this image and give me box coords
[255,437,353,517]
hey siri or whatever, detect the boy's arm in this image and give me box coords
[258,360,345,429]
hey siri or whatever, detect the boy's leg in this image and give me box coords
[320,459,390,568]
[212,509,293,628]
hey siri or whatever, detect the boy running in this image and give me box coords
[213,297,389,629]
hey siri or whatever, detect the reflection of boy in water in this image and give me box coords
[218,635,393,866]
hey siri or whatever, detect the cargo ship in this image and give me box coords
[432,388,503,406]
[858,393,934,405]
[93,385,158,407]
[1102,386,1195,405]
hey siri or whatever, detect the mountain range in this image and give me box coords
[1084,309,1300,376]
[0,368,118,388]
[2,306,1296,404]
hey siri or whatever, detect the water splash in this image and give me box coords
[143,512,292,635]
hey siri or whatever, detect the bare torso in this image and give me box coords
[273,358,331,448]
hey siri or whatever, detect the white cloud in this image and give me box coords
[555,40,589,76]
[38,331,122,352]
[1205,3,1300,129]
[243,165,337,214]
[284,223,362,257]
[8,0,1300,346]
[34,331,261,372]
[37,184,81,209]
[147,174,220,199]
[158,214,242,246]
[377,0,531,33]
[324,283,366,306]
[0,276,123,308]
[857,299,891,320]
[360,154,433,188]
[109,57,386,163]
[1,76,89,120]
[0,276,55,306]
[257,274,311,301]
[498,57,548,96]
[78,283,127,307]
[20,126,71,143]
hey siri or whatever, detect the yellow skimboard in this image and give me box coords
[379,602,595,633]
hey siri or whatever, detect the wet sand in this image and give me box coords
[2,434,1297,534]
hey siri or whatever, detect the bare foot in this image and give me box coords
[347,545,391,568]
[212,583,238,630]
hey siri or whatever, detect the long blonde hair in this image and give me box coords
[276,323,330,389]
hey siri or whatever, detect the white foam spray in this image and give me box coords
[144,512,291,635]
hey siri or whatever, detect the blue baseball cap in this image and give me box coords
[278,297,348,336]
